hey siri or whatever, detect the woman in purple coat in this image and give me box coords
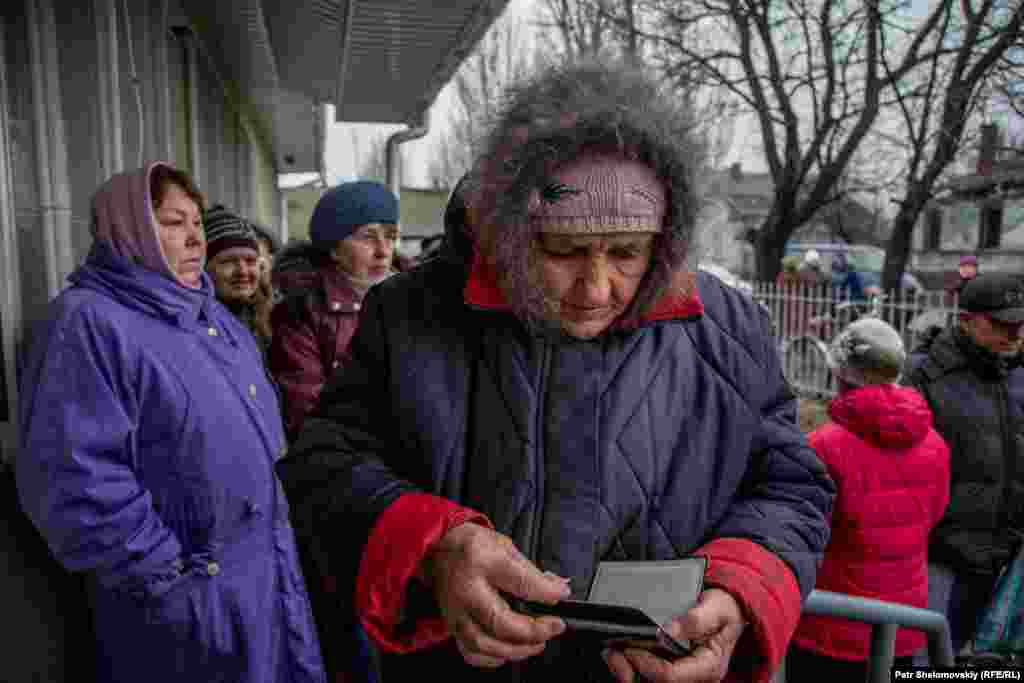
[16,162,325,683]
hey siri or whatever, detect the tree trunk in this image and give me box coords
[881,214,915,293]
[754,221,788,284]
[881,186,931,292]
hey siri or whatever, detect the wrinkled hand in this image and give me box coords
[603,588,746,683]
[420,523,572,668]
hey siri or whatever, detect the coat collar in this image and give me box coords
[72,241,216,328]
[462,248,704,324]
[318,265,366,314]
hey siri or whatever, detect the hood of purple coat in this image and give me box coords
[90,161,184,285]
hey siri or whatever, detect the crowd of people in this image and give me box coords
[9,53,1024,683]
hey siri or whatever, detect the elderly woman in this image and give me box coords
[269,180,400,440]
[789,318,950,682]
[16,162,325,683]
[277,58,834,683]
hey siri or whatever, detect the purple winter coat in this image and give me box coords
[16,242,325,683]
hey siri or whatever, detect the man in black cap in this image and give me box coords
[904,272,1024,659]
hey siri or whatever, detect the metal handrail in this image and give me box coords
[792,590,956,683]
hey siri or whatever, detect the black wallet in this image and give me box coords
[515,557,707,658]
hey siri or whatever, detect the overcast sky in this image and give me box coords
[302,0,1020,191]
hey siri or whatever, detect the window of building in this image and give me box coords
[979,204,1003,249]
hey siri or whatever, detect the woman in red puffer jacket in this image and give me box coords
[789,317,950,683]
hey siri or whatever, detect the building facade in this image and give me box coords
[0,0,327,461]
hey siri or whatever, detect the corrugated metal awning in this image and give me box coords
[182,0,324,174]
[182,0,510,172]
[263,0,511,123]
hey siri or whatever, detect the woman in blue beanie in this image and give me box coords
[268,180,399,683]
[269,180,399,441]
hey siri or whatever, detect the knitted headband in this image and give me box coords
[528,151,667,235]
[203,204,258,262]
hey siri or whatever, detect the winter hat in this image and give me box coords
[528,151,667,234]
[309,180,398,245]
[827,317,906,387]
[463,57,707,332]
[960,254,978,267]
[960,272,1024,323]
[203,204,258,262]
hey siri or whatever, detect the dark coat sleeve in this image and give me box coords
[706,301,836,598]
[275,287,420,606]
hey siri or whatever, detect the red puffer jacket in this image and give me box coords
[269,266,365,440]
[792,383,950,661]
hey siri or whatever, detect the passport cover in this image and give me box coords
[517,557,707,657]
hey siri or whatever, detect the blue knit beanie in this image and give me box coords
[309,180,398,245]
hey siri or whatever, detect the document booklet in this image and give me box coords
[515,557,707,659]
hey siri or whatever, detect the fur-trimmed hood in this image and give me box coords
[271,240,320,299]
[465,56,706,330]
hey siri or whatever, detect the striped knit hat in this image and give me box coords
[203,204,259,261]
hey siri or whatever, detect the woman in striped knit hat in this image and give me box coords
[203,204,274,355]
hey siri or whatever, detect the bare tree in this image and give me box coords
[630,0,1024,283]
[879,2,1024,291]
[536,0,739,175]
[537,0,643,59]
[428,14,538,189]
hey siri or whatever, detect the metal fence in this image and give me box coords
[772,590,956,683]
[752,283,959,399]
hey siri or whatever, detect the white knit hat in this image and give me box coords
[826,317,906,387]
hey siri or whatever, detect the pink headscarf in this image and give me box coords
[90,161,177,283]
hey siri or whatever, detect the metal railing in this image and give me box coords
[773,590,955,683]
[752,283,959,399]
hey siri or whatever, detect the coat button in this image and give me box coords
[248,384,257,398]
[332,361,340,369]
[330,301,341,311]
[207,327,218,337]
[206,562,220,576]
[353,302,361,311]
[278,446,288,460]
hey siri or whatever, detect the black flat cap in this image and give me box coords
[960,272,1024,323]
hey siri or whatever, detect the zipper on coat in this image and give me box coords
[528,340,552,567]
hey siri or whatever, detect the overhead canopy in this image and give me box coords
[263,0,512,123]
[183,0,511,173]
[181,0,324,174]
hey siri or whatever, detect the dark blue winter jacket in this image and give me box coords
[278,220,834,682]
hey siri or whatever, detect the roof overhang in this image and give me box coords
[181,0,325,174]
[181,0,511,175]
[263,0,512,124]
[272,90,326,175]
